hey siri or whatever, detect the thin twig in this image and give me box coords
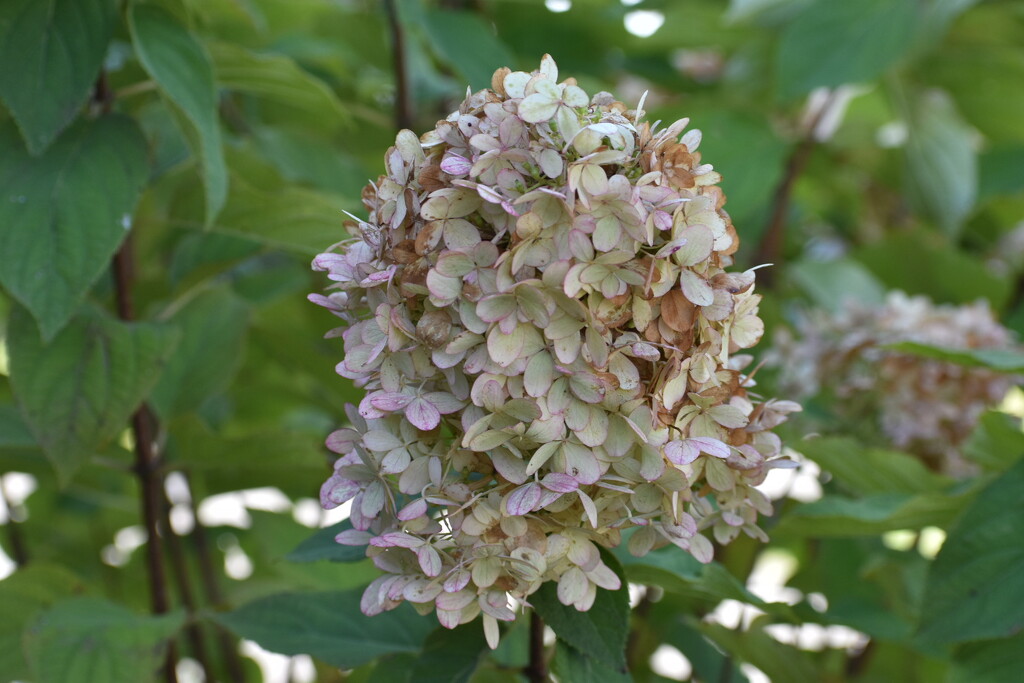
[112,236,179,683]
[0,477,29,566]
[383,0,414,130]
[751,92,839,286]
[524,611,548,683]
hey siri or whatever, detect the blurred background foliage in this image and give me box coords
[0,0,1022,681]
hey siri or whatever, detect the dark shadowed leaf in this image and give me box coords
[700,617,820,683]
[0,116,149,340]
[6,306,179,484]
[24,597,184,683]
[950,634,1024,683]
[215,590,434,669]
[551,641,633,682]
[774,492,970,537]
[918,458,1024,645]
[287,519,366,563]
[421,9,516,92]
[0,0,116,153]
[532,550,630,670]
[885,341,1024,374]
[129,3,227,224]
[797,437,952,495]
[409,624,488,683]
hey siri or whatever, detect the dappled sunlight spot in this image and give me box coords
[170,503,196,535]
[746,548,800,603]
[240,487,292,512]
[765,622,869,652]
[101,524,147,567]
[883,529,918,551]
[320,499,352,527]
[628,582,646,608]
[222,537,254,580]
[164,471,192,505]
[998,386,1024,418]
[876,120,908,148]
[198,493,252,528]
[758,453,822,502]
[740,663,771,683]
[118,427,135,452]
[240,641,317,683]
[176,657,205,683]
[707,598,764,630]
[292,497,323,528]
[918,526,946,559]
[624,10,665,38]
[0,340,8,376]
[0,545,15,580]
[807,591,829,613]
[621,0,644,6]
[650,644,692,681]
[544,0,571,12]
[1,472,37,518]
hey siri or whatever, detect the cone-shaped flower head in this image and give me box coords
[310,55,800,647]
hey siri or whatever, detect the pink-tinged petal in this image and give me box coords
[307,293,343,311]
[320,475,361,509]
[475,183,505,205]
[406,397,442,431]
[359,265,397,287]
[679,268,714,306]
[397,498,429,522]
[436,608,461,629]
[370,532,424,549]
[370,391,414,411]
[577,489,598,528]
[416,545,442,577]
[518,93,559,123]
[436,589,476,611]
[541,472,579,493]
[424,391,464,414]
[691,437,731,459]
[443,569,471,593]
[556,567,588,607]
[325,429,359,454]
[505,482,542,516]
[335,529,373,546]
[440,154,473,175]
[358,394,387,419]
[665,440,699,466]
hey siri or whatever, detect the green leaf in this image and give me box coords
[789,259,886,313]
[287,520,366,563]
[854,232,1012,309]
[421,9,517,91]
[0,116,149,340]
[208,42,350,125]
[700,617,820,683]
[0,0,116,154]
[409,624,488,683]
[551,641,632,683]
[917,458,1024,645]
[212,176,351,254]
[775,0,917,99]
[24,597,184,683]
[6,305,179,484]
[0,564,84,680]
[885,341,1024,374]
[531,550,630,671]
[129,3,227,225]
[797,437,952,495]
[774,492,969,537]
[950,634,1024,683]
[964,411,1024,472]
[904,91,977,238]
[214,590,434,669]
[149,287,249,418]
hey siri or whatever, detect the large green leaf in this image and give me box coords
[797,437,952,496]
[917,458,1024,645]
[531,551,630,671]
[208,43,350,125]
[129,3,227,225]
[950,634,1024,683]
[774,492,969,538]
[0,116,149,340]
[0,564,84,680]
[903,91,977,238]
[149,287,249,418]
[215,590,434,669]
[23,597,184,683]
[6,305,179,483]
[0,0,116,154]
[287,519,366,563]
[789,259,887,313]
[885,341,1024,374]
[964,412,1024,472]
[551,641,632,683]
[409,624,488,683]
[421,9,517,91]
[775,0,917,98]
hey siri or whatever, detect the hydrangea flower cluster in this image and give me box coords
[773,292,1015,473]
[310,56,799,647]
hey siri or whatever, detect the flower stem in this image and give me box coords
[525,611,548,683]
[383,0,414,130]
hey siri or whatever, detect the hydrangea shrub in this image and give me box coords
[310,55,800,647]
[774,292,1015,474]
